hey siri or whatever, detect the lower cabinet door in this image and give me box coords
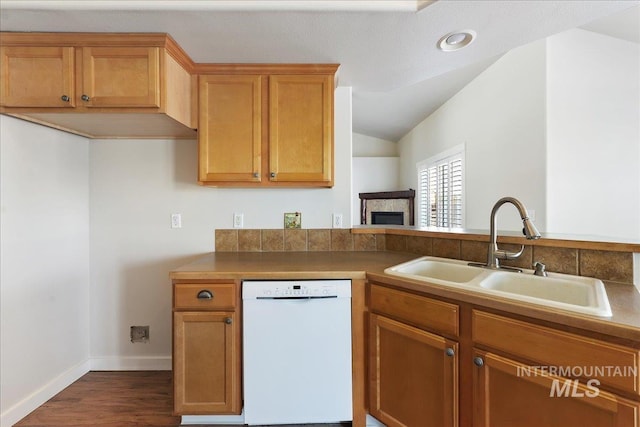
[369,313,458,427]
[173,311,240,414]
[473,350,640,427]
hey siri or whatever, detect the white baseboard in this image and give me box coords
[89,356,171,371]
[181,412,245,425]
[0,359,91,427]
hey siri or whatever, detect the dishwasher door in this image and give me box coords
[242,280,352,425]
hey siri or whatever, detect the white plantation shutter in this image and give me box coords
[418,146,464,228]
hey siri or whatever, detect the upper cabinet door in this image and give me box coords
[0,46,75,107]
[81,47,160,108]
[198,74,263,183]
[269,74,333,186]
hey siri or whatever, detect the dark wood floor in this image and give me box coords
[13,371,351,427]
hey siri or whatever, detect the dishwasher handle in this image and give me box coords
[256,295,338,300]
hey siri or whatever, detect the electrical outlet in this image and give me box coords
[130,326,149,343]
[332,213,343,228]
[171,213,182,229]
[528,209,536,221]
[233,213,244,228]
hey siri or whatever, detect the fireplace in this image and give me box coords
[359,189,415,226]
[372,211,404,225]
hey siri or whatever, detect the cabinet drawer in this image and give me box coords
[370,284,459,337]
[472,310,640,396]
[174,283,236,310]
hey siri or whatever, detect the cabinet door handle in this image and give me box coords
[473,356,484,367]
[253,172,259,178]
[224,317,233,325]
[81,94,90,102]
[197,290,213,299]
[270,172,276,178]
[445,347,455,357]
[61,95,70,102]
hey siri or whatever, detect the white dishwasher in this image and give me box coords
[242,279,353,425]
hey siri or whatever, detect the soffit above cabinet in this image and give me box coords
[8,112,197,139]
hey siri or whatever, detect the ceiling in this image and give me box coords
[1,0,638,142]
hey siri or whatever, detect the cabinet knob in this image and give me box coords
[253,172,259,178]
[473,356,484,367]
[81,94,90,102]
[61,95,70,102]
[445,347,455,357]
[224,317,233,325]
[197,290,213,299]
[270,172,276,178]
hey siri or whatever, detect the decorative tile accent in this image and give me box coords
[215,229,238,252]
[579,250,634,284]
[432,238,461,259]
[532,246,578,275]
[284,229,308,251]
[461,240,488,263]
[499,243,533,270]
[238,229,261,252]
[308,229,331,251]
[407,236,432,255]
[354,234,377,251]
[385,235,407,252]
[262,229,284,251]
[331,229,354,251]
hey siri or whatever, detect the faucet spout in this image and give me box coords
[486,197,541,270]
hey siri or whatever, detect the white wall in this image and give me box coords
[1,116,90,427]
[352,133,400,224]
[352,133,398,157]
[398,40,548,231]
[546,29,640,239]
[88,87,353,366]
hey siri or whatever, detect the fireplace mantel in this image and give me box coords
[359,189,415,226]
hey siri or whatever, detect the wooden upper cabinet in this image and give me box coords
[198,75,263,183]
[269,74,333,184]
[0,46,75,107]
[0,33,196,138]
[196,64,338,187]
[81,47,160,108]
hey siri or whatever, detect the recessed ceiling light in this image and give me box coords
[438,30,476,52]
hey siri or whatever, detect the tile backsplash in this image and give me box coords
[214,229,635,285]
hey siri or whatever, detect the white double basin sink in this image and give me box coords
[384,256,612,317]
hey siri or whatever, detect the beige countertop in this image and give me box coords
[171,251,640,342]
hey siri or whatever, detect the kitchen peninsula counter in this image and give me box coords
[170,251,640,341]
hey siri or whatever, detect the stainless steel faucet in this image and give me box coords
[484,197,541,270]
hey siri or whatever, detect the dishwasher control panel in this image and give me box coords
[242,280,351,299]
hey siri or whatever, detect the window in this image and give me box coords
[417,145,464,228]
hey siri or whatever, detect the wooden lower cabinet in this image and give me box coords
[473,350,639,427]
[366,281,640,427]
[369,313,458,427]
[172,282,241,415]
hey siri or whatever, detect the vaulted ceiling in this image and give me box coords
[1,0,637,141]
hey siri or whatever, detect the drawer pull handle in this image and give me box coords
[474,356,484,367]
[197,290,213,299]
[224,317,233,325]
[445,348,455,357]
